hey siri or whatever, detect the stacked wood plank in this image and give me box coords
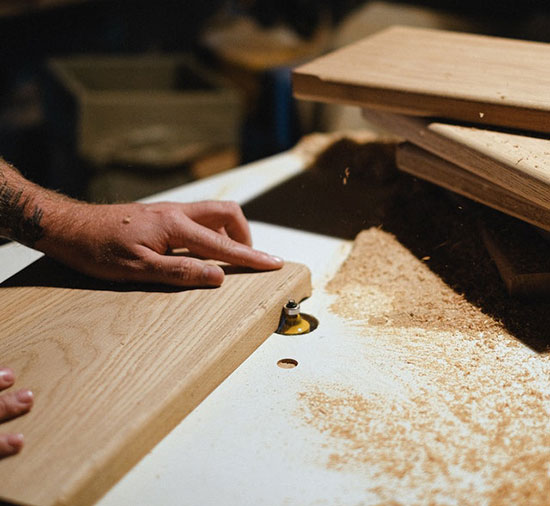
[293,25,550,294]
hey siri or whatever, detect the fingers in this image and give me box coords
[137,250,225,287]
[179,220,283,271]
[0,433,24,459]
[159,201,283,272]
[0,389,34,423]
[0,369,34,422]
[0,368,15,390]
[181,201,253,246]
[0,368,32,459]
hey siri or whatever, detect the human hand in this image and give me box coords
[0,368,33,459]
[37,200,283,287]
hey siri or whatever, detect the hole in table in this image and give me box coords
[277,358,298,369]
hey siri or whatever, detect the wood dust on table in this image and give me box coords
[243,132,550,504]
[297,229,550,506]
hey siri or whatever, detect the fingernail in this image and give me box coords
[16,389,33,404]
[202,265,224,286]
[7,433,24,450]
[265,255,284,267]
[0,369,14,384]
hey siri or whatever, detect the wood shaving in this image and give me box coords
[297,228,550,505]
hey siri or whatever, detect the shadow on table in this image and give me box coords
[1,256,255,293]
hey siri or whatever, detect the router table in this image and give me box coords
[1,134,549,505]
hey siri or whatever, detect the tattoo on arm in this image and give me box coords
[0,179,45,246]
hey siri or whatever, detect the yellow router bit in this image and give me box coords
[279,299,310,335]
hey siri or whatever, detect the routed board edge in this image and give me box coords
[396,143,550,232]
[65,262,312,506]
[292,23,550,134]
[361,109,550,209]
[0,263,311,506]
[293,72,550,134]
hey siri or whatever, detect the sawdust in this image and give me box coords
[299,377,550,505]
[326,229,502,334]
[244,131,550,350]
[245,132,550,503]
[297,228,550,505]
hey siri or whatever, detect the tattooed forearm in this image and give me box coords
[0,179,45,246]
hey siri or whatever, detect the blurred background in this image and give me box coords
[0,0,548,203]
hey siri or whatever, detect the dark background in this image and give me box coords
[0,0,548,199]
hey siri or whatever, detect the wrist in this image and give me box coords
[33,194,87,257]
[0,161,53,247]
[0,158,82,252]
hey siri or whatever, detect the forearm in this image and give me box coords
[0,158,282,286]
[0,158,73,249]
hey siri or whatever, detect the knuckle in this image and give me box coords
[172,260,197,282]
[223,200,242,216]
[211,200,240,219]
[150,205,180,228]
[162,208,181,227]
[212,233,233,253]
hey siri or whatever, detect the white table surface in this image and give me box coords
[4,140,548,506]
[1,149,382,505]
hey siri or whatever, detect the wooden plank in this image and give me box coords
[481,222,550,298]
[396,142,550,231]
[0,258,311,506]
[398,142,550,296]
[293,26,550,133]
[363,109,550,210]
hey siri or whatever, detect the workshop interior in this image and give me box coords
[1,0,549,201]
[2,1,550,505]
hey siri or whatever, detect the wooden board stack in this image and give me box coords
[293,25,550,295]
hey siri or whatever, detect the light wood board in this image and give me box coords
[293,25,550,133]
[0,258,311,506]
[396,142,550,231]
[363,109,550,210]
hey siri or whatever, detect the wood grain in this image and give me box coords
[293,26,550,133]
[0,259,311,506]
[363,109,550,210]
[396,142,550,231]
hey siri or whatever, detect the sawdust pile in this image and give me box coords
[326,229,502,333]
[298,229,550,505]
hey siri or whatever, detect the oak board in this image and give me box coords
[363,109,550,210]
[293,26,550,133]
[396,142,550,231]
[0,258,311,506]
